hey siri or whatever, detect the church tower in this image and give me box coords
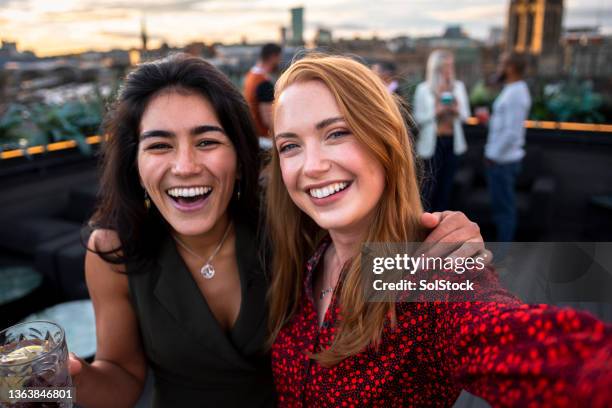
[506,0,563,56]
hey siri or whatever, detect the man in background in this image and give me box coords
[485,52,531,242]
[243,43,282,140]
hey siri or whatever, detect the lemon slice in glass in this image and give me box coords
[1,345,44,364]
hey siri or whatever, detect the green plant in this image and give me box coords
[469,80,498,110]
[543,79,604,123]
[0,104,47,151]
[0,93,104,155]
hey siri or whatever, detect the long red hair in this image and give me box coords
[266,54,425,366]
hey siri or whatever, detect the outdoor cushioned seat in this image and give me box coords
[0,217,81,256]
[55,240,90,300]
[34,233,85,298]
[60,185,98,224]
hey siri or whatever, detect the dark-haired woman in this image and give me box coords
[68,54,272,408]
[68,53,487,408]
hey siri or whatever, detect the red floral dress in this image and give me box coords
[271,239,612,407]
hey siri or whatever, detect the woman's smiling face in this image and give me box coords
[273,80,385,235]
[137,90,238,237]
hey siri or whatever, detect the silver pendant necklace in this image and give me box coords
[319,252,343,300]
[319,287,334,300]
[173,222,232,279]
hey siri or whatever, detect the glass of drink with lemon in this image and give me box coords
[0,321,72,407]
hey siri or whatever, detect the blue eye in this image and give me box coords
[328,130,351,139]
[279,143,299,153]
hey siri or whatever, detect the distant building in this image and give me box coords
[394,48,430,84]
[443,25,466,39]
[0,41,18,57]
[488,27,505,46]
[290,7,304,46]
[184,42,215,58]
[314,28,332,47]
[129,49,141,66]
[506,0,564,75]
[387,36,415,53]
[506,0,563,55]
[414,26,480,49]
[280,26,287,46]
[0,40,36,69]
[334,37,391,59]
[562,27,612,79]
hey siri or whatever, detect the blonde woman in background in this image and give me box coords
[414,50,470,212]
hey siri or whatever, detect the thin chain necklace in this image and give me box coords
[319,254,343,300]
[173,222,232,279]
[319,287,334,300]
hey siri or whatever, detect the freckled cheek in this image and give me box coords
[279,158,302,195]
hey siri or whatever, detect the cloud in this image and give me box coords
[329,22,370,30]
[82,0,206,12]
[426,4,506,23]
[0,0,19,7]
[39,9,134,23]
[565,6,612,21]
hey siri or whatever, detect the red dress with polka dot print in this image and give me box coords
[271,239,612,407]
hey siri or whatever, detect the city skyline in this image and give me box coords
[1,0,611,57]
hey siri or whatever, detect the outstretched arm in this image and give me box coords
[432,295,611,406]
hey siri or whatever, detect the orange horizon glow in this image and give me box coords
[2,0,608,58]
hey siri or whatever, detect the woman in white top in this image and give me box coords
[413,50,470,212]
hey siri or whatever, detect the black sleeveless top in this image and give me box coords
[127,223,275,407]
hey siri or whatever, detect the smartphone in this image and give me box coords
[440,92,454,105]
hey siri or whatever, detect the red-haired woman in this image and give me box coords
[267,54,611,407]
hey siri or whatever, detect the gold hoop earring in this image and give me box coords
[144,190,151,210]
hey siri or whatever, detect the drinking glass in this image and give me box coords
[0,321,72,408]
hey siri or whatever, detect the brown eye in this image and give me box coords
[197,140,220,148]
[146,143,171,150]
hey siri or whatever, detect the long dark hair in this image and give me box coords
[89,53,261,269]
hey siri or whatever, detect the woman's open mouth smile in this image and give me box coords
[166,185,213,212]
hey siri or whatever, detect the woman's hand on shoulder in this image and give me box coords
[419,211,492,263]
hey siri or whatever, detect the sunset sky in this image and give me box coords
[1,0,610,57]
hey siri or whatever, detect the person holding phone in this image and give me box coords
[413,50,471,212]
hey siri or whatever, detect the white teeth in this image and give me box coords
[167,186,212,198]
[309,182,349,199]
